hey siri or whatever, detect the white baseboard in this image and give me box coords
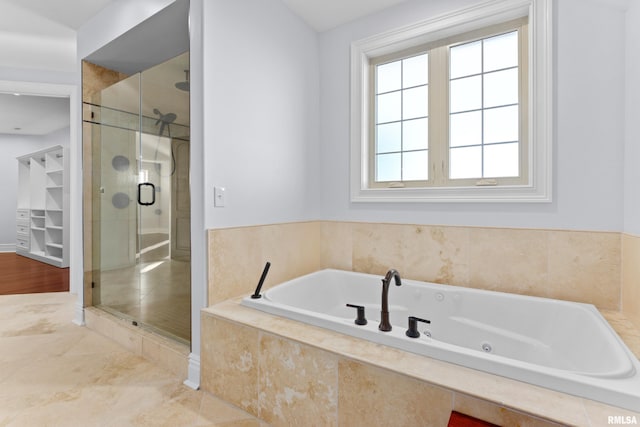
[0,244,15,253]
[183,353,200,390]
[73,301,85,326]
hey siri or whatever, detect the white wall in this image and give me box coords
[0,69,76,86]
[0,127,70,248]
[318,0,627,232]
[0,35,75,74]
[624,0,640,235]
[202,0,320,229]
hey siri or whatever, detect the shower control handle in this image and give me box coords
[137,182,156,206]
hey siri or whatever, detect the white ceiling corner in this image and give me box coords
[0,0,116,31]
[0,0,118,135]
[280,0,410,32]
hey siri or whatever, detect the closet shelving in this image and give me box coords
[16,145,69,267]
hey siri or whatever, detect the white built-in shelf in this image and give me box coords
[16,145,69,268]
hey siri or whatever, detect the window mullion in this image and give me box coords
[428,45,449,186]
[519,22,529,183]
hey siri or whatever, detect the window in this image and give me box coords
[373,52,430,184]
[351,0,552,202]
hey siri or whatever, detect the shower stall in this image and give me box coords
[84,52,191,344]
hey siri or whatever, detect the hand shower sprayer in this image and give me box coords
[251,262,272,299]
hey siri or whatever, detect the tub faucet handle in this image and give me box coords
[406,316,431,338]
[346,304,368,325]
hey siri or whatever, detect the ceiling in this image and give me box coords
[85,0,189,75]
[0,0,408,135]
[0,0,115,32]
[281,0,409,32]
[0,94,69,135]
[0,0,116,135]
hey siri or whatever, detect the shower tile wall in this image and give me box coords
[82,61,128,105]
[208,221,622,311]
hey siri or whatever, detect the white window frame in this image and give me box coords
[350,0,552,203]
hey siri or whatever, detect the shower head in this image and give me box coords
[175,69,190,92]
[154,109,177,136]
[154,109,177,125]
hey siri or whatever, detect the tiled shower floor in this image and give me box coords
[96,233,191,343]
[97,258,191,343]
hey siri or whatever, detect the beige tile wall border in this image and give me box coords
[208,221,623,310]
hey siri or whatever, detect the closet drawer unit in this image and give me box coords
[16,209,29,220]
[16,222,29,236]
[16,237,29,251]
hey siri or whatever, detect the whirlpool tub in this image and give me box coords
[241,269,640,411]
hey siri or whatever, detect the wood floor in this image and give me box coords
[0,252,69,295]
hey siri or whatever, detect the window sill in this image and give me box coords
[351,184,552,203]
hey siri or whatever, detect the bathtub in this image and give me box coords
[241,269,640,411]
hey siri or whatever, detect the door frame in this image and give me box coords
[0,80,81,320]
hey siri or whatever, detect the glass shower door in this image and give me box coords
[135,128,190,339]
[90,53,191,343]
[91,71,144,328]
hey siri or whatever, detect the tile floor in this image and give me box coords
[97,257,191,343]
[95,234,191,343]
[0,292,266,427]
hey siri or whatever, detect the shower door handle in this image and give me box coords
[137,182,156,206]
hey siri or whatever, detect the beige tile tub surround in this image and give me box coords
[203,302,640,426]
[259,334,338,426]
[623,233,640,330]
[201,315,339,426]
[201,315,260,415]
[338,360,453,426]
[204,221,636,425]
[208,221,621,310]
[208,222,322,304]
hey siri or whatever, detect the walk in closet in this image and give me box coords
[16,145,69,267]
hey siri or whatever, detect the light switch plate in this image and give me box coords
[214,186,226,207]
